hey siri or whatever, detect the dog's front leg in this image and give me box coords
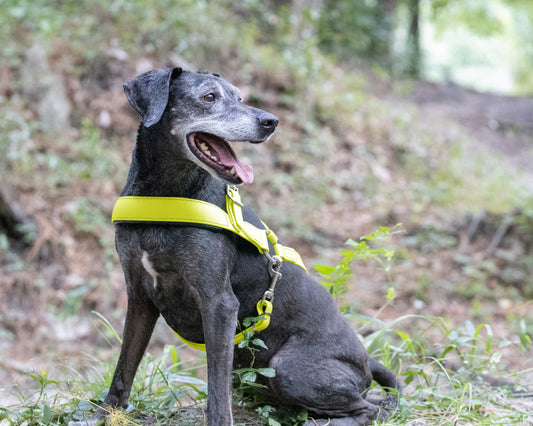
[68,289,159,426]
[198,285,239,426]
[100,288,159,415]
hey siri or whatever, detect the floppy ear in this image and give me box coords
[123,67,183,127]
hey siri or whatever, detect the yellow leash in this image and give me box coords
[111,185,306,351]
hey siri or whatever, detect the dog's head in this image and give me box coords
[123,67,278,185]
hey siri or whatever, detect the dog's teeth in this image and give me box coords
[211,155,218,161]
[199,142,208,151]
[230,166,236,175]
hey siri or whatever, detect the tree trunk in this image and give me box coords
[406,0,421,78]
[378,0,398,70]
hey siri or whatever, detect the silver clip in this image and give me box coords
[262,252,283,303]
[226,185,244,207]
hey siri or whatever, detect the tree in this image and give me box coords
[318,0,395,67]
[405,0,421,77]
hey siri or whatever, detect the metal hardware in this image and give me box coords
[226,185,244,207]
[262,251,283,304]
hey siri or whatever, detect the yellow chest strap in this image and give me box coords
[111,186,306,351]
[111,186,306,271]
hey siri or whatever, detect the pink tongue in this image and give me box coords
[235,162,254,184]
[212,140,254,184]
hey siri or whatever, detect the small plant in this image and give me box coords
[0,370,57,425]
[311,225,532,425]
[255,404,308,426]
[233,315,276,391]
[315,224,402,301]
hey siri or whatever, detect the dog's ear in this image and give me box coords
[123,67,183,127]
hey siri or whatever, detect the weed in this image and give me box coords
[233,316,276,394]
[233,332,276,392]
[315,225,403,301]
[312,226,532,425]
[232,315,308,426]
[0,313,207,425]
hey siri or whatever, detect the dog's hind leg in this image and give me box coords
[268,346,385,426]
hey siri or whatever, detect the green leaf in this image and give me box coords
[297,409,308,421]
[42,402,52,424]
[242,371,257,384]
[465,320,476,336]
[252,338,269,350]
[256,368,276,378]
[396,329,411,342]
[519,319,532,351]
[170,345,179,371]
[314,264,337,274]
[90,311,122,345]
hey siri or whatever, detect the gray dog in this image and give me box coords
[72,67,400,426]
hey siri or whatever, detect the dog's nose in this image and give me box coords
[258,113,279,130]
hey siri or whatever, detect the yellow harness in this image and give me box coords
[111,185,307,351]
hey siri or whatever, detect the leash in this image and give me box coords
[111,185,306,351]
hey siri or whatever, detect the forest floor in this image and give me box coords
[409,80,533,185]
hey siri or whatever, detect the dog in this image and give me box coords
[72,67,400,426]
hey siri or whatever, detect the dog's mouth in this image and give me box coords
[187,132,254,184]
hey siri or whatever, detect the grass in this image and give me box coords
[1,332,208,425]
[1,308,530,425]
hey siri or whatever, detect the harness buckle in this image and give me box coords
[226,185,244,207]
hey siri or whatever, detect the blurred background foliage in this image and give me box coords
[2,0,533,92]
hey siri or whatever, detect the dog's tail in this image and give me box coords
[367,357,402,411]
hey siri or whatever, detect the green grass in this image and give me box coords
[1,308,530,425]
[1,327,208,425]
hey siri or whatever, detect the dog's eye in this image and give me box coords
[202,93,216,102]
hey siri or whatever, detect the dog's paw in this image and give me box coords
[68,419,104,426]
[303,418,357,425]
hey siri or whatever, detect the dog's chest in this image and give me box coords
[140,251,160,288]
[129,225,233,295]
[137,247,208,339]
